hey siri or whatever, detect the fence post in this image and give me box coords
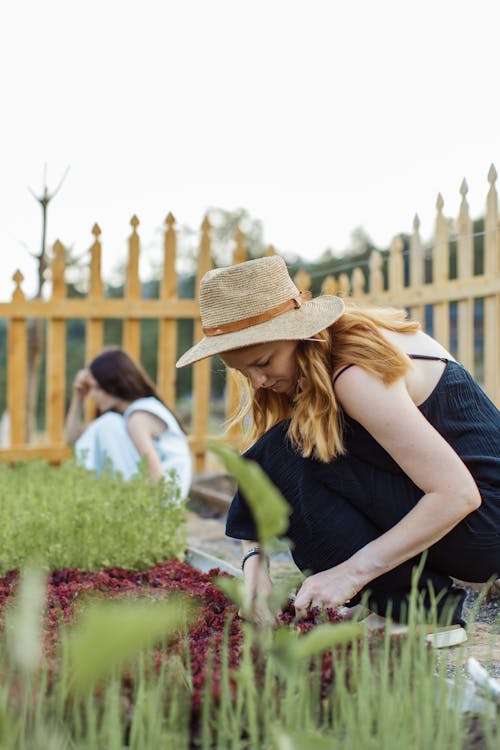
[432,193,450,348]
[224,230,248,445]
[369,249,384,297]
[321,275,338,296]
[483,164,500,401]
[7,271,27,445]
[124,215,141,360]
[351,267,365,298]
[409,214,425,326]
[233,228,247,265]
[294,267,311,292]
[157,213,178,408]
[46,241,67,445]
[192,216,213,472]
[85,224,104,423]
[456,179,474,371]
[389,235,404,294]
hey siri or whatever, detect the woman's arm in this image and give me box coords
[294,367,481,613]
[65,369,91,445]
[126,411,166,482]
[239,539,273,624]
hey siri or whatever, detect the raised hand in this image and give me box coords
[73,368,92,399]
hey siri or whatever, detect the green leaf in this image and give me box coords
[66,595,196,692]
[213,576,245,609]
[209,443,291,547]
[5,565,46,675]
[272,727,336,750]
[266,573,304,615]
[271,622,364,669]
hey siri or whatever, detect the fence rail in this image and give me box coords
[0,167,499,470]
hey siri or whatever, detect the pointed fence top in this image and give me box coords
[460,178,468,197]
[201,215,211,232]
[53,239,65,258]
[413,213,420,232]
[233,228,247,264]
[321,274,337,295]
[390,235,403,254]
[265,244,276,256]
[436,193,444,212]
[165,212,176,228]
[130,215,140,230]
[12,269,25,301]
[488,163,497,184]
[338,273,350,296]
[92,223,101,238]
[294,267,311,291]
[370,248,382,268]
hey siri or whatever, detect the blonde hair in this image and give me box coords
[226,302,420,462]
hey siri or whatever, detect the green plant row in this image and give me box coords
[0,459,187,573]
[0,449,497,749]
[1,582,498,750]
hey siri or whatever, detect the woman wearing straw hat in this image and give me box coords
[177,256,500,633]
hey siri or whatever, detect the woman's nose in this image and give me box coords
[249,370,267,389]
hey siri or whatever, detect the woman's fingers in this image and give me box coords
[294,566,361,615]
[74,368,92,395]
[294,586,315,614]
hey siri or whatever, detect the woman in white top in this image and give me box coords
[65,349,192,499]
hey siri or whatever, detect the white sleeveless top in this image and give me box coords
[123,397,192,498]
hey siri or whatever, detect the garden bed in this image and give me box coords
[0,458,497,748]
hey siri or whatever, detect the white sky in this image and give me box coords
[1,0,499,300]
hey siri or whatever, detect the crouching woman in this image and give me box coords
[66,348,192,499]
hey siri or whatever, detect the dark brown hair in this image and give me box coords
[89,349,162,403]
[88,349,187,434]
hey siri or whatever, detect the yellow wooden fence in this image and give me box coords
[0,166,499,471]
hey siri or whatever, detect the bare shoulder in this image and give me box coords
[332,328,455,407]
[333,365,401,417]
[332,366,479,499]
[126,409,167,438]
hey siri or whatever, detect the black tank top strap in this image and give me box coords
[409,354,449,363]
[333,364,355,385]
[333,355,449,386]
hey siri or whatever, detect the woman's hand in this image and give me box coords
[293,562,364,616]
[240,553,274,627]
[73,368,92,399]
[66,369,92,445]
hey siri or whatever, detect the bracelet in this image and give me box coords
[241,547,262,571]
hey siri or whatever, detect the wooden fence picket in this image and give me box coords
[456,181,474,372]
[191,216,213,472]
[157,213,178,410]
[409,214,425,326]
[85,224,104,423]
[432,194,450,349]
[123,216,141,360]
[483,165,500,401]
[46,242,67,446]
[7,278,27,446]
[224,234,248,445]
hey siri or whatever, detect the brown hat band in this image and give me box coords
[202,291,312,337]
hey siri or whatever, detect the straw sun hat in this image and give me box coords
[176,255,345,368]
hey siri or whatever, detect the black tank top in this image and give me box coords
[332,354,450,386]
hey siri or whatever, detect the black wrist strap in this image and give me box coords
[241,547,262,571]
